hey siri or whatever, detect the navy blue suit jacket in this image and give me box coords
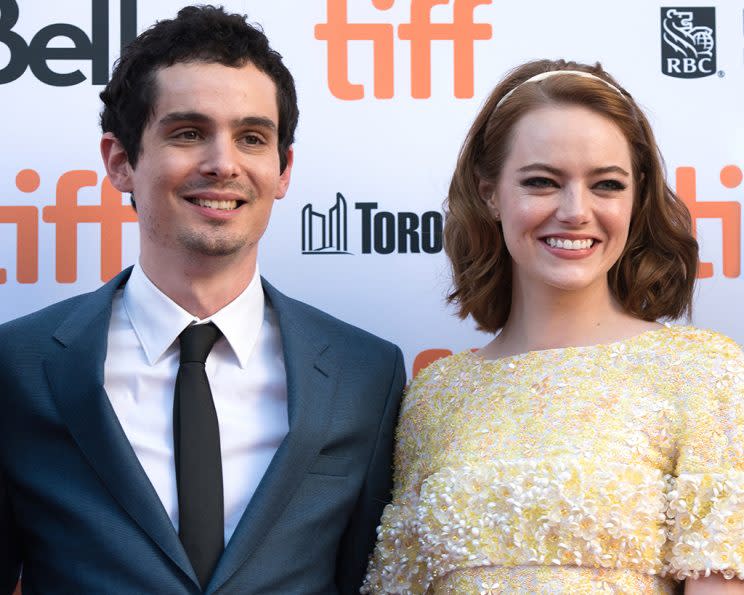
[0,268,405,594]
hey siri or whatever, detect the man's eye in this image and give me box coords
[174,130,200,140]
[241,134,264,145]
[521,177,558,188]
[594,179,627,191]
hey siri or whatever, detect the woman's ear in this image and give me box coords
[478,179,500,221]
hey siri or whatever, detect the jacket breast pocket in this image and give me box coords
[307,453,352,477]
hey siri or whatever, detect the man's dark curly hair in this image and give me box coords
[100,4,298,173]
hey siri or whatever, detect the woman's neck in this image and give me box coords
[480,278,661,360]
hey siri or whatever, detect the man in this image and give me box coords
[0,6,404,594]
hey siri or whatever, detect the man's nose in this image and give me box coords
[201,134,241,179]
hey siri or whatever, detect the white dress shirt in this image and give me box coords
[103,263,288,544]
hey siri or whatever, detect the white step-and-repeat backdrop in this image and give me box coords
[0,0,741,377]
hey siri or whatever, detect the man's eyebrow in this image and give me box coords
[157,111,211,126]
[157,113,277,132]
[516,163,630,177]
[233,116,276,131]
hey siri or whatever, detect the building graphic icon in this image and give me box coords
[302,192,350,254]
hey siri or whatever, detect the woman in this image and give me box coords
[363,60,744,594]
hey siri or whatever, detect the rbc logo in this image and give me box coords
[0,0,137,86]
[660,7,716,78]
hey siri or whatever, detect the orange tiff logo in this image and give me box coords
[677,166,741,279]
[0,169,136,284]
[315,0,493,99]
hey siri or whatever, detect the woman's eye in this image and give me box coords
[522,177,558,189]
[594,179,627,191]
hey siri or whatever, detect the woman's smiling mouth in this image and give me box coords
[543,237,596,250]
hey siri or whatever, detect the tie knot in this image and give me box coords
[179,322,222,364]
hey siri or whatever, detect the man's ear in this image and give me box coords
[275,145,294,200]
[100,132,134,193]
[478,178,500,220]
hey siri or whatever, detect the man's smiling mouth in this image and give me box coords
[187,197,241,210]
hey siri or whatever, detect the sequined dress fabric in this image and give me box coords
[362,326,744,594]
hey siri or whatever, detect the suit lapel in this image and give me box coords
[208,280,339,593]
[43,268,197,586]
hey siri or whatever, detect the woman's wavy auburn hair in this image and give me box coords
[444,59,698,333]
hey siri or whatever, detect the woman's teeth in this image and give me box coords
[545,237,594,250]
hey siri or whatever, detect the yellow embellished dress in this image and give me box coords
[363,326,744,594]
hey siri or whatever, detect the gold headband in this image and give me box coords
[495,70,626,109]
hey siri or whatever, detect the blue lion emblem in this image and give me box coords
[662,9,714,58]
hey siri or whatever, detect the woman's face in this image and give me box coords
[482,104,635,297]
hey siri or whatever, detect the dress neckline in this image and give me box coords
[468,323,679,365]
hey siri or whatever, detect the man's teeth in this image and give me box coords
[545,237,594,250]
[193,198,238,210]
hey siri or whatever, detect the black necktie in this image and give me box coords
[174,322,224,589]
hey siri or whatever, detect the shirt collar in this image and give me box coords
[123,262,265,368]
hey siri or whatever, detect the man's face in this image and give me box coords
[108,61,292,270]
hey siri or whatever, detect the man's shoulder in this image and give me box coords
[262,278,401,363]
[0,291,93,336]
[0,268,129,353]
